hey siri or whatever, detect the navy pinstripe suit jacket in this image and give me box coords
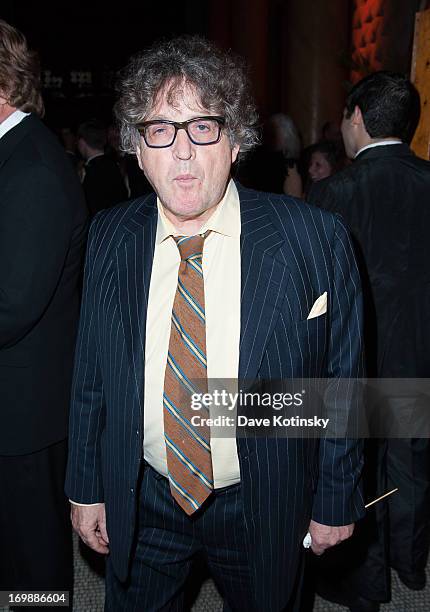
[66,184,365,609]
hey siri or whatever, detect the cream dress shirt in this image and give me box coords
[144,179,241,488]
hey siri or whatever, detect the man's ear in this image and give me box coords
[352,105,364,127]
[231,144,240,164]
[0,94,16,123]
[77,137,86,157]
[136,143,144,171]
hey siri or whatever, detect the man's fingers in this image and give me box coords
[98,519,109,544]
[311,544,325,556]
[307,520,355,555]
[310,536,335,554]
[79,528,109,554]
[79,526,109,554]
[70,503,108,553]
[310,538,337,554]
[95,530,109,546]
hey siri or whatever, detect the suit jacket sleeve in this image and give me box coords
[312,215,365,526]
[65,216,105,504]
[0,164,74,348]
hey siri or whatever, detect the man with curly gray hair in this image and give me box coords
[114,36,259,160]
[67,35,365,611]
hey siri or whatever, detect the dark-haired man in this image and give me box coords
[309,71,430,611]
[0,19,87,597]
[67,36,365,611]
[77,119,128,216]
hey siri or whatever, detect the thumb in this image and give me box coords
[98,516,109,544]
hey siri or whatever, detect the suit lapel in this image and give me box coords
[239,190,291,381]
[116,195,157,404]
[115,187,291,393]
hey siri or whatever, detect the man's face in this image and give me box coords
[341,107,357,159]
[136,84,239,226]
[0,91,16,125]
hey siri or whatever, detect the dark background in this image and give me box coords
[1,1,211,127]
[1,0,427,143]
[2,1,209,69]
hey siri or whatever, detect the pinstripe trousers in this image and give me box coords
[105,463,258,612]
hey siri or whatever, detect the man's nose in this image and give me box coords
[172,127,194,160]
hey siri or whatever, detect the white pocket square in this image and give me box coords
[307,292,327,320]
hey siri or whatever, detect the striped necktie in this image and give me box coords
[163,233,213,514]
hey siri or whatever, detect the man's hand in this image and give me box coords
[283,163,303,198]
[71,503,109,555]
[308,519,354,556]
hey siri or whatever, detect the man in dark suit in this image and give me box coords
[309,71,430,611]
[66,36,365,611]
[77,119,128,217]
[0,20,88,598]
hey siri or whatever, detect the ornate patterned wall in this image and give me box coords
[411,8,430,158]
[351,0,421,82]
[351,0,386,82]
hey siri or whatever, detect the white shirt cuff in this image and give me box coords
[69,500,103,506]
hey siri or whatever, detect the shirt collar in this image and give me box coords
[156,179,241,244]
[85,152,105,165]
[0,110,30,140]
[355,140,402,159]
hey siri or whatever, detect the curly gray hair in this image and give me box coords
[114,36,259,156]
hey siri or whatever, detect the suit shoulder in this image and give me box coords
[260,189,340,230]
[18,117,70,164]
[239,185,342,244]
[313,150,430,199]
[5,117,82,187]
[88,193,156,250]
[316,164,356,192]
[2,137,85,218]
[307,164,362,212]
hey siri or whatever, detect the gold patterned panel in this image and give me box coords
[411,9,430,160]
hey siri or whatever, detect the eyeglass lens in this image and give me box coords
[145,118,221,146]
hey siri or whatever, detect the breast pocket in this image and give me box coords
[292,313,328,375]
[295,312,327,332]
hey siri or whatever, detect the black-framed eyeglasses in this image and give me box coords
[136,116,225,148]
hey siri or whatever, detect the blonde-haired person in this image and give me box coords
[261,113,305,198]
[0,19,87,599]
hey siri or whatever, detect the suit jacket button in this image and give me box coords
[130,488,134,495]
